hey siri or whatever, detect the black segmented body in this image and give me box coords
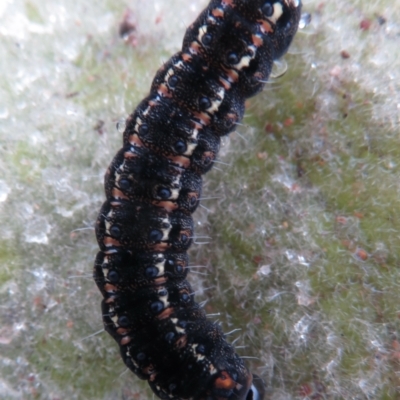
[94,1,301,399]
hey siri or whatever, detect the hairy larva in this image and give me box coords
[93,1,301,399]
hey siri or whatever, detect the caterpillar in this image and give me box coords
[93,1,302,399]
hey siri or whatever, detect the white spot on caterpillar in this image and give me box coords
[210,7,224,21]
[111,313,119,325]
[115,170,123,187]
[174,60,186,70]
[160,217,171,240]
[171,317,186,334]
[158,288,170,308]
[205,87,225,114]
[105,210,113,234]
[267,2,283,24]
[134,117,143,133]
[197,24,208,44]
[169,175,181,200]
[233,44,257,71]
[166,68,175,81]
[183,141,197,156]
[207,15,216,24]
[190,127,199,141]
[155,254,165,274]
[181,127,200,157]
[209,364,217,375]
[191,344,205,361]
[175,325,185,334]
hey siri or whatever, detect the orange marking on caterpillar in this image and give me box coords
[220,65,239,82]
[157,307,174,320]
[112,188,129,200]
[219,76,231,90]
[120,336,132,346]
[258,19,274,33]
[190,42,201,53]
[214,371,236,390]
[193,121,203,130]
[116,327,130,335]
[153,277,168,285]
[252,34,264,47]
[104,237,121,247]
[168,155,191,168]
[124,150,139,159]
[143,364,156,376]
[129,133,145,147]
[104,283,117,293]
[153,243,170,251]
[192,111,211,125]
[212,8,224,18]
[105,297,115,304]
[175,335,188,348]
[157,83,172,97]
[149,372,158,382]
[152,200,179,212]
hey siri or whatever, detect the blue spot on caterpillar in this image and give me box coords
[93,1,301,399]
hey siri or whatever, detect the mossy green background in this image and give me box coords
[0,0,399,399]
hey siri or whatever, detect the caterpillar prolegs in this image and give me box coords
[93,1,301,399]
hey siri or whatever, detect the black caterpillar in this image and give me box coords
[94,1,301,399]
